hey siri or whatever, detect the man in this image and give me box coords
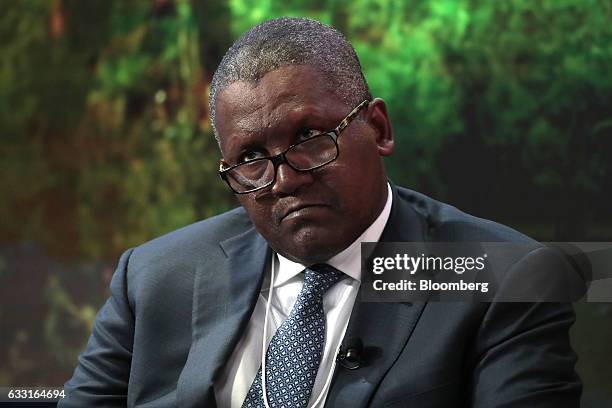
[61,17,581,407]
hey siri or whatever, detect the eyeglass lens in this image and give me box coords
[226,133,338,193]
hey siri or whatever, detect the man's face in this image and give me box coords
[215,65,394,264]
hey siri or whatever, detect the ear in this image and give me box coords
[367,98,395,156]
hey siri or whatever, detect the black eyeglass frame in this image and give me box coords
[219,99,370,194]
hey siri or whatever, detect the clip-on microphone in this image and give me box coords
[337,337,363,370]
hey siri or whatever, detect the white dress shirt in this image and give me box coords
[214,183,392,408]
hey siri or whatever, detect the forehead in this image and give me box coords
[214,65,344,146]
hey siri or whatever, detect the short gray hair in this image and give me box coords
[209,17,372,141]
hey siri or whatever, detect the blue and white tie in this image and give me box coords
[242,264,343,408]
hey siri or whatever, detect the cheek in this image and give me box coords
[339,132,382,165]
[328,144,382,186]
[238,197,265,221]
[324,149,384,210]
[239,198,279,233]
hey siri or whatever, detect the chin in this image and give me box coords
[278,231,347,265]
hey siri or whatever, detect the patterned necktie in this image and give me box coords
[242,263,343,408]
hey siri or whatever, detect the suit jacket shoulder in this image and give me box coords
[395,185,536,243]
[60,206,262,407]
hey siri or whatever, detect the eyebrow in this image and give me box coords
[223,104,340,159]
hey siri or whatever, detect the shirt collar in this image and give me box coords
[275,183,393,285]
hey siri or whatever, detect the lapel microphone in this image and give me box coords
[337,337,363,370]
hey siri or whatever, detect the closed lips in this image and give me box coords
[281,204,328,220]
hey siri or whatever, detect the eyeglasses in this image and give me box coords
[219,100,370,194]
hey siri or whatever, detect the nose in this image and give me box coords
[271,162,314,195]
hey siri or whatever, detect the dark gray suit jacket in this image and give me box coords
[60,185,581,407]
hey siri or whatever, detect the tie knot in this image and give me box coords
[303,264,343,296]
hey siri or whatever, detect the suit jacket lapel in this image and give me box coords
[177,225,270,408]
[326,183,429,407]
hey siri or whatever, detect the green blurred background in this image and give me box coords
[0,0,611,405]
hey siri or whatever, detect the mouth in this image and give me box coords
[280,203,330,222]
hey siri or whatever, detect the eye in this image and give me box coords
[240,149,266,163]
[296,128,322,141]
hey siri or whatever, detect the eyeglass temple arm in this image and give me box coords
[336,100,370,133]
